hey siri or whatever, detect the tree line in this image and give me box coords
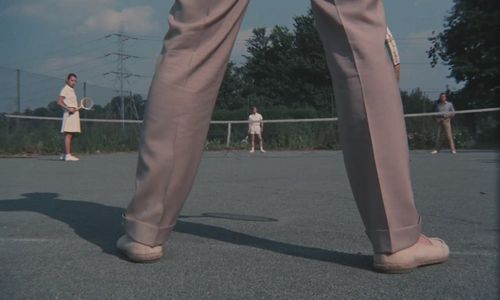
[21,10,443,121]
[2,2,498,153]
[13,2,500,119]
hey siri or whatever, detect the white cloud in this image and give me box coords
[82,6,158,34]
[3,1,157,34]
[3,0,117,22]
[38,56,90,74]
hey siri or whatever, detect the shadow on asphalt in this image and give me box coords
[0,192,372,271]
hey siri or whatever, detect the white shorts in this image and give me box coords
[249,126,261,135]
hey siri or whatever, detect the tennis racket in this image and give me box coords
[78,97,94,110]
[385,27,401,81]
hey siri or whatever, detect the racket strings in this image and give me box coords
[80,98,94,110]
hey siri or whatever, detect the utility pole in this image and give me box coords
[16,69,21,113]
[103,28,142,129]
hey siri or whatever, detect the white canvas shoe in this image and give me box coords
[65,154,80,161]
[373,235,449,273]
[116,235,163,263]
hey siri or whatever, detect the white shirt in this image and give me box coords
[248,113,263,128]
[60,84,77,108]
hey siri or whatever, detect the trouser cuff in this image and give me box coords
[123,214,175,247]
[367,217,422,254]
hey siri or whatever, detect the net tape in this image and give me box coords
[4,107,500,124]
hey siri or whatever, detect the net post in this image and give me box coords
[226,122,232,148]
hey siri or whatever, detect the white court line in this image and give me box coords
[450,251,498,257]
[0,238,52,242]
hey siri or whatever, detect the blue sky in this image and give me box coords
[0,0,458,112]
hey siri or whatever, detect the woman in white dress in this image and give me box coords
[57,73,80,161]
[248,106,265,153]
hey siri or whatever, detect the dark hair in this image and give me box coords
[439,92,446,98]
[67,73,77,80]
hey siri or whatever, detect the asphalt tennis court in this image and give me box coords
[0,150,498,299]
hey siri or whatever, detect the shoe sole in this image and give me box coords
[122,251,163,263]
[373,256,448,274]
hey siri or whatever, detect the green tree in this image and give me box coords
[104,94,146,120]
[289,12,333,112]
[241,26,295,106]
[428,0,500,109]
[239,11,333,115]
[216,62,246,111]
[400,88,434,114]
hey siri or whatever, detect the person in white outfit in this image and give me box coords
[248,106,265,153]
[57,73,80,161]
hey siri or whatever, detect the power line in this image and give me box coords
[103,29,148,126]
[0,65,124,96]
[17,57,113,87]
[37,55,108,73]
[3,37,110,69]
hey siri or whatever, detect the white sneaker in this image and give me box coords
[431,150,439,154]
[249,149,255,153]
[65,154,79,161]
[260,149,266,153]
[451,150,457,154]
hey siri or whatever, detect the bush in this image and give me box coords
[1,111,498,155]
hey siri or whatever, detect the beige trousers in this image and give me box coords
[435,118,456,151]
[124,0,421,254]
